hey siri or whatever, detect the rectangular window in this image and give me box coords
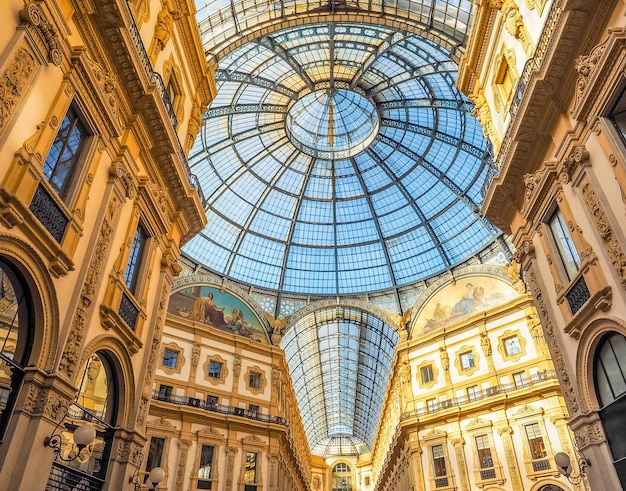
[475,435,494,469]
[525,423,547,459]
[158,384,172,399]
[198,444,215,489]
[124,223,148,293]
[421,365,434,384]
[548,208,581,281]
[162,349,178,368]
[249,404,259,415]
[207,395,218,406]
[467,385,480,401]
[144,437,165,483]
[426,398,437,413]
[432,444,447,477]
[249,372,261,389]
[208,361,223,379]
[503,335,522,356]
[513,371,527,388]
[43,105,89,199]
[244,451,258,483]
[460,351,475,370]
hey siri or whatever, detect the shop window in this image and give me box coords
[198,444,215,489]
[43,105,90,201]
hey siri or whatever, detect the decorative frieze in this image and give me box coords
[0,47,38,135]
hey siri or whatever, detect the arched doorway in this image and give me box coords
[332,462,354,491]
[0,258,33,442]
[46,351,119,490]
[594,332,626,487]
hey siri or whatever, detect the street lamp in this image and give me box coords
[555,451,590,487]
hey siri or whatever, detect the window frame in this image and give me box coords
[42,104,92,202]
[546,207,581,283]
[144,436,166,483]
[203,355,228,385]
[197,444,216,489]
[124,221,150,295]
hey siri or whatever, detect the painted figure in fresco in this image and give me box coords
[191,292,227,326]
[451,283,485,317]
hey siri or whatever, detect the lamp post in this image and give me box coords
[555,451,590,490]
[44,406,97,463]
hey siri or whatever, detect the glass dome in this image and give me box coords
[285,88,380,159]
[185,22,497,296]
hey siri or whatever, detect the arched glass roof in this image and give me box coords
[185,21,497,296]
[281,307,398,456]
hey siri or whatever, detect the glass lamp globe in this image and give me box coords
[148,467,165,485]
[73,425,96,449]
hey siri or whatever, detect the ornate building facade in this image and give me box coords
[0,0,620,491]
[0,0,214,490]
[459,0,626,489]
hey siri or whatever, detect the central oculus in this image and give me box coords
[285,88,380,159]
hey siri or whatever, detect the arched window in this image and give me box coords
[594,332,626,487]
[47,352,119,489]
[332,462,353,491]
[0,258,33,442]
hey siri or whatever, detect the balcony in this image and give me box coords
[401,370,557,421]
[151,390,287,426]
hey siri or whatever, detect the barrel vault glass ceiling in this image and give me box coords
[186,0,501,457]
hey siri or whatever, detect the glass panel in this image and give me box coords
[432,444,447,476]
[162,349,178,368]
[475,435,493,469]
[525,424,547,459]
[124,224,147,292]
[185,21,496,296]
[595,333,626,406]
[144,437,165,482]
[548,209,581,281]
[244,452,257,483]
[198,445,214,479]
[208,361,222,379]
[43,106,88,199]
[504,336,521,356]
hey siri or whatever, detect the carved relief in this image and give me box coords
[469,90,501,153]
[225,446,238,488]
[451,438,470,491]
[135,280,171,429]
[581,181,626,289]
[525,267,580,414]
[0,48,37,134]
[191,342,201,369]
[19,3,62,66]
[59,195,121,379]
[490,0,534,54]
[175,439,191,491]
[497,426,524,490]
[573,38,608,112]
[573,420,605,451]
[560,146,589,184]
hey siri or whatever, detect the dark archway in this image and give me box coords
[0,258,34,442]
[594,331,626,488]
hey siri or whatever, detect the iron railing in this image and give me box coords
[124,1,206,204]
[152,390,288,426]
[401,370,557,421]
[46,462,105,491]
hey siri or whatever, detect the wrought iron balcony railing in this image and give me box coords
[152,390,288,426]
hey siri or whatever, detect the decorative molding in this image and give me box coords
[521,161,558,220]
[244,365,267,395]
[581,180,626,290]
[159,341,185,375]
[497,329,527,362]
[59,195,121,379]
[202,354,228,385]
[19,2,62,66]
[0,47,38,136]
[525,266,580,414]
[242,434,266,446]
[197,426,224,440]
[560,145,590,185]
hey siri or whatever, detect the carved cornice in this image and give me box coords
[571,27,626,121]
[559,145,590,185]
[483,0,618,232]
[521,160,558,221]
[19,2,63,66]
